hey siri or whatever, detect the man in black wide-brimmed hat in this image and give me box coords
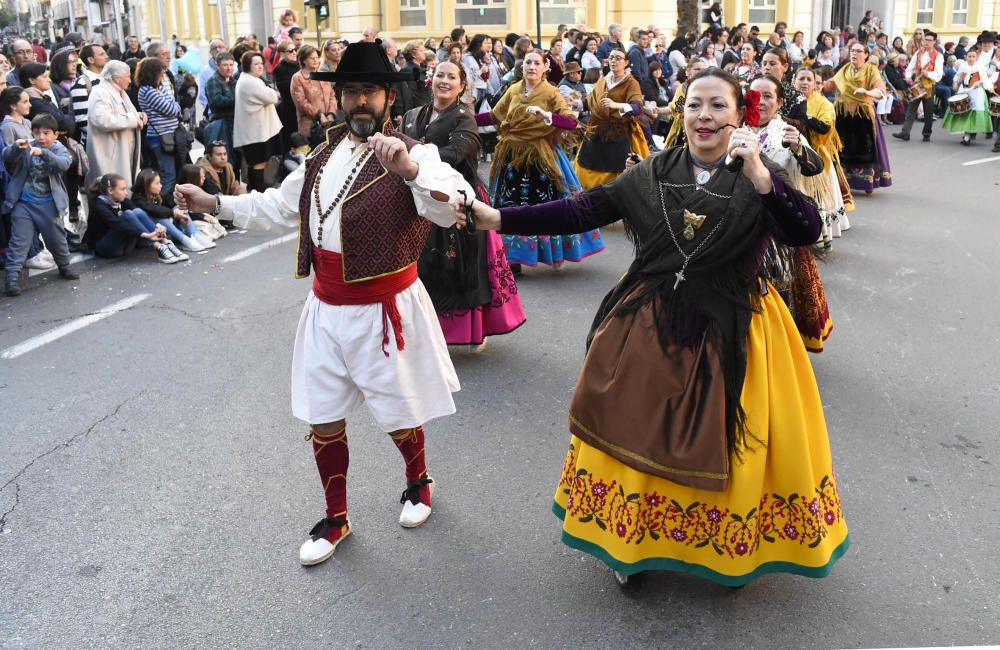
[176,41,474,567]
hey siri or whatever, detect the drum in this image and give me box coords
[906,85,927,102]
[989,96,1000,118]
[948,93,971,116]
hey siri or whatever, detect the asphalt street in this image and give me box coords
[2,130,999,649]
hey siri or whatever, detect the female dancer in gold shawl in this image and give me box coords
[823,43,892,194]
[476,50,604,271]
[795,66,852,247]
[574,49,650,189]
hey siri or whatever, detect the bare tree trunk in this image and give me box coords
[677,0,700,36]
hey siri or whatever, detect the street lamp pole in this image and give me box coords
[111,0,125,52]
[217,0,230,44]
[535,0,541,47]
[158,0,167,41]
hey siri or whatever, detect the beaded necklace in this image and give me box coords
[313,143,373,248]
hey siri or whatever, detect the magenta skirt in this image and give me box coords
[437,230,526,345]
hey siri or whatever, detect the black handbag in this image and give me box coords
[158,129,176,153]
[194,117,209,144]
[576,134,631,173]
[308,114,337,147]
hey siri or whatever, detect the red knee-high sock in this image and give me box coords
[391,426,432,507]
[390,426,427,482]
[310,425,349,521]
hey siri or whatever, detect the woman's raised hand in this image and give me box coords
[728,127,772,194]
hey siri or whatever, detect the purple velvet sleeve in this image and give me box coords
[759,172,823,246]
[475,111,494,127]
[627,101,644,117]
[499,188,619,235]
[550,112,578,130]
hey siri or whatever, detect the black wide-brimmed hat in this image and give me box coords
[978,30,997,43]
[310,40,418,83]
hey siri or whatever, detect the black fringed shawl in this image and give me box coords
[499,146,821,458]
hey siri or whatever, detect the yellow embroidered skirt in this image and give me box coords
[574,124,650,190]
[552,288,850,586]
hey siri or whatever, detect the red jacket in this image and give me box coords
[263,45,280,74]
[32,44,47,63]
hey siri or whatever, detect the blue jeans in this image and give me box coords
[152,217,198,247]
[149,140,177,197]
[94,208,157,258]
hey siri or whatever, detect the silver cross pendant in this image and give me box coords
[673,270,685,290]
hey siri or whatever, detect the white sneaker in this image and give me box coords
[25,254,57,270]
[178,236,206,252]
[399,476,435,528]
[194,232,217,249]
[38,249,56,263]
[299,518,351,566]
[212,223,228,238]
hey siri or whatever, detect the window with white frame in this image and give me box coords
[748,0,776,23]
[454,0,507,26]
[917,0,935,23]
[539,0,586,26]
[952,0,968,24]
[399,0,426,27]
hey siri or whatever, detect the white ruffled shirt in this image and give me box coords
[221,136,470,252]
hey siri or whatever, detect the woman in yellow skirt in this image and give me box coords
[457,68,849,588]
[574,49,650,188]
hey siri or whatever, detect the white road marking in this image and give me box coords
[221,232,297,264]
[1,293,151,360]
[961,156,1000,166]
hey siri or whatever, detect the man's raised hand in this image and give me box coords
[174,184,218,214]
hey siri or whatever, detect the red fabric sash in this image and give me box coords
[311,246,418,357]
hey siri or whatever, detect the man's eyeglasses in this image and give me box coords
[608,55,626,61]
[340,86,384,99]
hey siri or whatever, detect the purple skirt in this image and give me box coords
[839,113,893,193]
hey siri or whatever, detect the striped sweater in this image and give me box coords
[70,69,101,146]
[137,84,180,140]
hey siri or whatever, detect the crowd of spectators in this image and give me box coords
[0,17,341,297]
[1,11,991,298]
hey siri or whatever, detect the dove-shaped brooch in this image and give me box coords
[682,209,707,240]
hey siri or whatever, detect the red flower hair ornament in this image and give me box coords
[723,88,762,171]
[742,88,762,127]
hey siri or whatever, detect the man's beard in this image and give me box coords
[347,106,387,138]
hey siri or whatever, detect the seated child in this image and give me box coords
[84,173,185,264]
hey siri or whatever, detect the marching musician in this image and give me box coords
[984,45,1000,152]
[941,48,995,145]
[894,30,943,142]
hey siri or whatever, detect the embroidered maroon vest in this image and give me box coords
[295,123,432,282]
